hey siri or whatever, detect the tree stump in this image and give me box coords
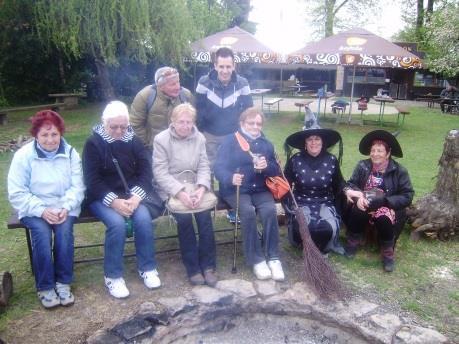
[407,129,459,241]
[0,272,13,308]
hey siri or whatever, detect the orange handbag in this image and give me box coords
[235,132,290,200]
[265,176,290,200]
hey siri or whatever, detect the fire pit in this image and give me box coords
[87,279,448,344]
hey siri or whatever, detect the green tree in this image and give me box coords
[396,0,458,77]
[423,3,459,77]
[306,0,381,38]
[0,0,84,104]
[34,0,203,100]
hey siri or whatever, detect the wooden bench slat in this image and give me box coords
[264,98,283,105]
[395,106,410,114]
[0,103,65,113]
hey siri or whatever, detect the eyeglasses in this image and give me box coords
[109,125,128,131]
[244,120,263,127]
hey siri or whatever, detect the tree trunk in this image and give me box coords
[94,58,115,101]
[58,52,66,87]
[0,271,13,308]
[407,130,459,241]
[416,0,424,33]
[427,0,434,14]
[324,0,336,37]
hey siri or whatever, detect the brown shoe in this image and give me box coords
[189,273,205,285]
[203,269,217,287]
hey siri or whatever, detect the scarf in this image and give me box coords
[372,159,389,173]
[36,142,58,158]
[240,127,261,141]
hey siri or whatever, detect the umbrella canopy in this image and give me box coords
[190,26,281,64]
[288,28,422,69]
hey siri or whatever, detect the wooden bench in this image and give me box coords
[0,103,65,125]
[48,93,84,109]
[7,196,239,273]
[395,105,410,128]
[294,100,313,115]
[264,98,283,115]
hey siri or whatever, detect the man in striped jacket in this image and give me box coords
[195,47,253,167]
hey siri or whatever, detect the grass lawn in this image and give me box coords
[0,101,458,341]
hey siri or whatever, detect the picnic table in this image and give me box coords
[373,96,395,125]
[251,88,271,105]
[48,93,84,109]
[441,97,459,114]
[416,94,441,108]
[287,84,309,95]
[264,98,283,115]
[294,100,314,115]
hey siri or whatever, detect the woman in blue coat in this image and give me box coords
[214,107,284,281]
[8,110,85,308]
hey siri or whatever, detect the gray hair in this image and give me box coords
[102,100,129,125]
[155,66,179,86]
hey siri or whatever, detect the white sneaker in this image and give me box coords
[104,277,130,299]
[268,260,285,281]
[253,261,272,280]
[55,282,74,306]
[37,289,60,308]
[139,269,161,289]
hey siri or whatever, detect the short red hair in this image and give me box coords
[371,139,390,153]
[30,110,65,137]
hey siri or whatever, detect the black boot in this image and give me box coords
[381,240,395,272]
[344,234,362,259]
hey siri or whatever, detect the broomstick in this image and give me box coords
[278,164,347,299]
[236,132,346,299]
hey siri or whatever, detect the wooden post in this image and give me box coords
[0,272,13,308]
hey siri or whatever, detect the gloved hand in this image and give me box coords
[367,196,386,211]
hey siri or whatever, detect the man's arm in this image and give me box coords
[195,79,208,132]
[130,86,150,145]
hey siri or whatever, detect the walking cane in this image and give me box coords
[231,168,241,274]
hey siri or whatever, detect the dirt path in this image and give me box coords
[1,240,453,343]
[1,244,307,343]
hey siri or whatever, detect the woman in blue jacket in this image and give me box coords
[8,110,85,308]
[214,107,285,281]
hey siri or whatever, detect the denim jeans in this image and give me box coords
[89,201,156,278]
[224,191,279,266]
[173,210,216,277]
[21,216,76,291]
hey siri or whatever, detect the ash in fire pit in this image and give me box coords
[87,279,448,344]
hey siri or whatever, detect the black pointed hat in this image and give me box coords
[359,130,403,158]
[284,107,342,162]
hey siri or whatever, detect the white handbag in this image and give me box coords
[166,170,217,214]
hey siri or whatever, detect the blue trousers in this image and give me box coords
[172,210,216,277]
[224,191,280,266]
[21,216,76,291]
[89,201,156,278]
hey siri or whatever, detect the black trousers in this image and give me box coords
[346,206,395,245]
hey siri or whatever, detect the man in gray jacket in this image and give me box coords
[195,47,253,167]
[130,66,194,150]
